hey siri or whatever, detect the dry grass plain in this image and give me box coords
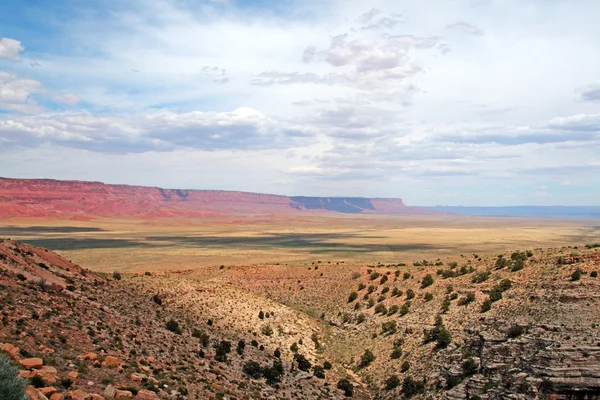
[1,214,598,272]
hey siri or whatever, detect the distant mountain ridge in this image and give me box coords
[428,205,600,217]
[0,177,436,218]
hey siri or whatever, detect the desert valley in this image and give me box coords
[1,177,599,400]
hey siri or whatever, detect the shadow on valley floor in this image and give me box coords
[0,226,105,235]
[146,233,435,254]
[15,232,434,254]
[21,238,154,250]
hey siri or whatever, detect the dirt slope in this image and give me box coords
[0,239,366,399]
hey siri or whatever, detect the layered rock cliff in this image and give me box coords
[0,177,432,218]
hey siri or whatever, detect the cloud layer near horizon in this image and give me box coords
[0,0,599,206]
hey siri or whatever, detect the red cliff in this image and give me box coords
[0,177,434,218]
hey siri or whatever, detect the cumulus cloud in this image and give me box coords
[580,83,600,102]
[0,107,315,153]
[446,22,484,36]
[0,37,24,62]
[0,71,45,114]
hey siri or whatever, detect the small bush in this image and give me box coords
[112,271,122,280]
[348,292,358,303]
[400,302,411,316]
[480,299,492,313]
[390,348,402,359]
[262,360,284,384]
[591,271,598,278]
[152,294,162,305]
[337,379,354,397]
[403,272,411,280]
[313,365,325,379]
[507,325,525,339]
[165,319,182,334]
[0,353,27,400]
[457,292,476,306]
[323,361,333,370]
[401,360,410,372]
[258,310,264,319]
[424,293,433,302]
[471,270,490,283]
[261,325,273,336]
[243,361,262,379]
[294,353,312,372]
[571,269,582,281]
[461,358,478,377]
[374,304,387,314]
[406,289,415,300]
[358,349,375,368]
[384,375,401,390]
[421,274,434,288]
[401,376,425,398]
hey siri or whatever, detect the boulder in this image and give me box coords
[34,366,58,384]
[67,371,79,379]
[49,394,64,400]
[78,352,97,361]
[102,356,123,368]
[134,390,159,400]
[68,390,91,400]
[26,386,49,400]
[39,387,57,397]
[21,357,44,369]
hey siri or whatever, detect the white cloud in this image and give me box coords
[446,22,484,36]
[0,0,599,205]
[53,92,81,105]
[0,38,24,62]
[0,71,46,114]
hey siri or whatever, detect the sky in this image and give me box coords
[0,0,599,206]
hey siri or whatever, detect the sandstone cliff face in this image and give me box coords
[0,177,423,218]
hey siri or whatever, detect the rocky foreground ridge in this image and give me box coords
[0,177,434,218]
[0,239,364,399]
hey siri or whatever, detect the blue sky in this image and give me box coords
[1,0,599,206]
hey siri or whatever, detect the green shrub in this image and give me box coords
[457,292,476,306]
[406,289,415,300]
[421,274,434,288]
[403,272,411,280]
[243,361,262,379]
[348,292,358,303]
[571,269,582,281]
[294,353,312,371]
[165,319,182,334]
[461,358,478,377]
[423,315,452,348]
[424,293,433,302]
[387,304,399,315]
[214,340,232,362]
[480,299,492,313]
[401,360,410,372]
[401,376,425,398]
[400,302,411,316]
[381,321,397,334]
[112,271,122,280]
[384,375,400,390]
[471,270,490,283]
[0,353,27,400]
[390,348,402,359]
[313,365,325,379]
[374,304,387,314]
[591,271,598,278]
[358,349,375,368]
[323,361,332,370]
[337,379,354,397]
[262,360,284,384]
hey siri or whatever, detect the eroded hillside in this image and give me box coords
[0,239,364,399]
